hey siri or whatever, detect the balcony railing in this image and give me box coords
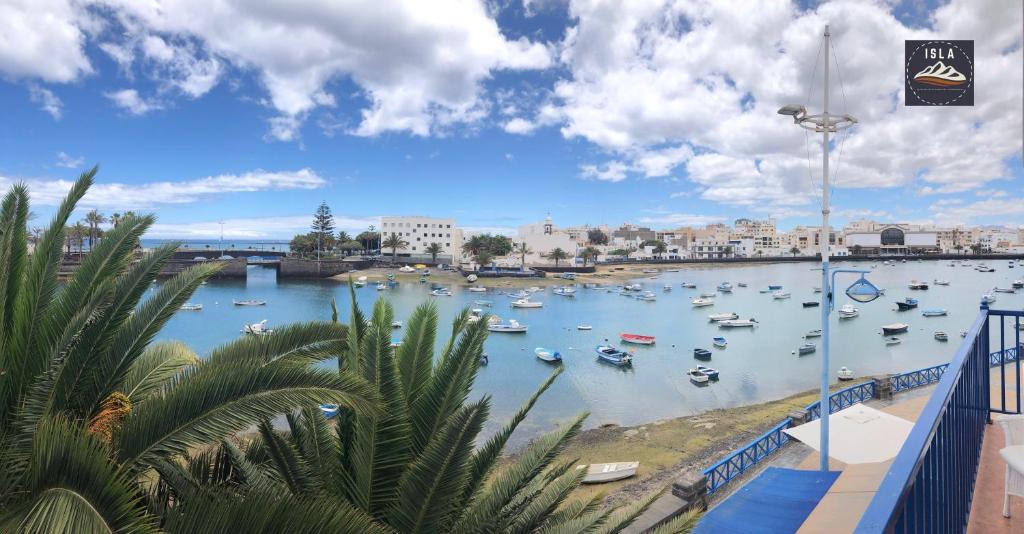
[857,306,1023,533]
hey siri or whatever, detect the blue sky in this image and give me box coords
[1,0,1021,239]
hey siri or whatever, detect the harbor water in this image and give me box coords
[157,259,1021,444]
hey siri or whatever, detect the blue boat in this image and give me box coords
[712,337,727,348]
[693,348,712,360]
[319,404,339,418]
[768,285,783,290]
[595,345,632,366]
[535,347,563,363]
[896,298,918,311]
[696,365,720,380]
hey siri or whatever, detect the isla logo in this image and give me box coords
[905,40,973,106]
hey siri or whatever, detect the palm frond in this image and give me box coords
[395,302,438,406]
[592,487,666,534]
[258,419,316,495]
[387,400,488,534]
[644,507,702,534]
[205,321,347,369]
[540,493,605,527]
[160,492,389,534]
[506,468,586,534]
[220,439,281,495]
[288,407,339,482]
[0,416,159,533]
[121,341,200,404]
[537,508,613,534]
[464,367,562,500]
[451,412,587,533]
[0,183,30,351]
[116,363,377,471]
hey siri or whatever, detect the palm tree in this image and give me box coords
[756,249,764,259]
[382,233,409,263]
[338,230,351,243]
[0,169,377,531]
[461,235,485,258]
[425,242,443,264]
[71,221,87,254]
[790,246,801,257]
[851,244,862,256]
[545,247,569,267]
[652,241,667,259]
[110,212,121,228]
[954,243,964,255]
[84,209,107,250]
[514,242,532,270]
[169,295,689,533]
[580,246,600,266]
[475,250,494,270]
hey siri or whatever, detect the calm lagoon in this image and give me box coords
[157,259,1021,443]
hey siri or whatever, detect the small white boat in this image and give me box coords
[553,287,576,297]
[933,279,950,286]
[699,292,717,298]
[663,284,673,292]
[641,269,659,274]
[242,319,273,336]
[511,298,543,308]
[577,324,593,330]
[934,331,949,341]
[180,303,203,311]
[473,300,492,307]
[805,329,822,338]
[681,282,697,288]
[922,309,948,317]
[691,297,715,307]
[233,299,266,306]
[625,283,643,291]
[812,287,822,293]
[376,282,387,291]
[319,403,339,418]
[488,319,528,333]
[708,312,739,322]
[399,265,416,273]
[636,291,657,301]
[994,287,1016,294]
[717,282,733,292]
[467,309,485,323]
[467,274,478,282]
[982,293,996,304]
[468,286,487,293]
[687,368,709,384]
[772,290,791,299]
[838,304,859,318]
[431,288,453,297]
[712,337,727,348]
[719,319,757,328]
[391,321,403,328]
[577,462,639,484]
[837,367,854,381]
[535,347,562,363]
[1013,280,1024,289]
[885,337,902,345]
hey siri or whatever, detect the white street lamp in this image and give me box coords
[778,25,874,472]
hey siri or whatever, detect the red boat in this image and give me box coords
[619,333,656,345]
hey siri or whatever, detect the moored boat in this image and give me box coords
[885,336,902,345]
[838,304,859,318]
[391,320,403,328]
[468,286,487,292]
[737,282,748,288]
[693,348,712,360]
[768,285,783,290]
[712,337,727,348]
[708,312,739,322]
[933,279,950,286]
[802,301,819,308]
[511,298,543,308]
[577,324,593,330]
[636,291,657,301]
[798,343,816,355]
[896,298,918,311]
[663,284,673,291]
[994,287,1016,294]
[595,345,633,366]
[620,333,655,345]
[805,329,822,338]
[535,347,562,363]
[233,299,267,306]
[882,323,910,335]
[718,318,758,328]
[473,300,492,307]
[696,365,720,379]
[717,282,733,292]
[1014,280,1024,289]
[319,404,339,418]
[772,290,791,299]
[837,367,854,381]
[681,282,697,288]
[241,319,272,336]
[922,308,948,317]
[982,293,996,304]
[934,331,949,341]
[553,287,576,297]
[908,280,929,290]
[431,288,453,297]
[180,303,203,311]
[488,319,528,333]
[691,297,714,307]
[687,368,709,384]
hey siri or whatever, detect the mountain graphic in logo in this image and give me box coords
[912,61,967,87]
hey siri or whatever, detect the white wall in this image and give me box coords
[846,233,881,247]
[905,232,937,247]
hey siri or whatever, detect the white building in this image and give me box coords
[380,216,463,263]
[733,218,779,251]
[515,215,580,265]
[843,222,937,255]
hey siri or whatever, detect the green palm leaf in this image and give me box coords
[395,302,437,407]
[592,487,666,534]
[161,492,390,534]
[645,508,701,534]
[507,468,586,534]
[121,341,200,404]
[0,184,30,352]
[387,400,488,534]
[206,321,347,369]
[0,416,158,533]
[258,419,316,495]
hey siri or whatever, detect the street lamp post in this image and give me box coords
[778,25,876,472]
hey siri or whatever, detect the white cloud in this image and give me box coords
[1,168,327,209]
[579,161,630,182]
[86,0,551,139]
[503,117,538,134]
[0,0,93,83]
[28,84,63,119]
[636,212,726,227]
[55,151,84,168]
[833,208,890,220]
[147,214,380,239]
[550,0,1022,212]
[104,89,162,115]
[928,197,1024,226]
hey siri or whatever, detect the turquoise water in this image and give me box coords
[156,259,1022,443]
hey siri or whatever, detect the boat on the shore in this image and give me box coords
[595,345,633,366]
[488,319,528,333]
[233,299,266,306]
[687,368,709,384]
[882,323,910,335]
[837,367,854,381]
[180,303,203,311]
[620,333,655,345]
[577,462,639,484]
[693,348,712,360]
[896,298,918,311]
[708,312,739,322]
[534,347,562,363]
[922,308,948,317]
[712,337,727,348]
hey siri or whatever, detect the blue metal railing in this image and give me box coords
[703,419,792,494]
[857,308,1023,533]
[806,381,876,421]
[890,364,948,392]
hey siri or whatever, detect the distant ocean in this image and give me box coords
[140,239,292,253]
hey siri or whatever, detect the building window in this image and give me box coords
[881,228,905,246]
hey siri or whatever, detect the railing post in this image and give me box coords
[982,300,991,423]
[873,376,894,401]
[672,470,709,512]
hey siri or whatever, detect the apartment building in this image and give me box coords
[380,216,463,262]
